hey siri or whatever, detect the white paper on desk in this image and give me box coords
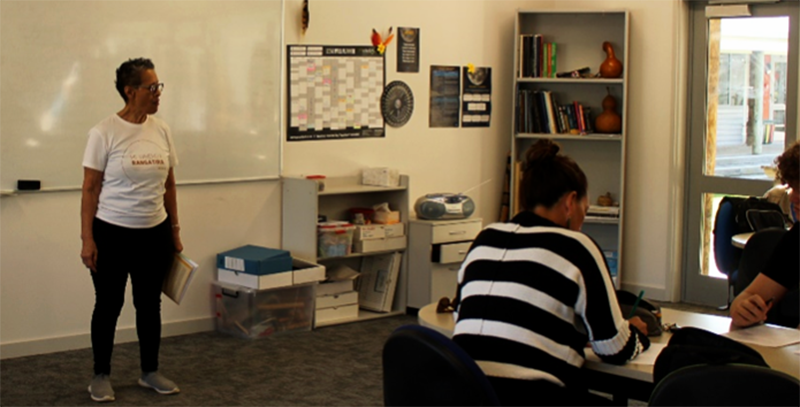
[722,324,800,348]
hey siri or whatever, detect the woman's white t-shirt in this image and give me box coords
[82,114,178,228]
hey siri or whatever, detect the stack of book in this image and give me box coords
[518,34,557,78]
[516,89,593,135]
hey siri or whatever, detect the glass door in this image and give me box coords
[683,1,798,306]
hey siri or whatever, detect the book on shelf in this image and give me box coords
[517,34,557,78]
[163,252,199,305]
[515,88,595,136]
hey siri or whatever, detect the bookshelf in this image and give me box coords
[510,10,629,287]
[282,175,409,326]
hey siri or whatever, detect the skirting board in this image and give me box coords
[619,283,668,302]
[0,317,214,360]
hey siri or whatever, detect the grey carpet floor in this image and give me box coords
[1,302,726,406]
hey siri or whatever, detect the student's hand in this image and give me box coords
[628,316,648,336]
[81,238,98,272]
[731,294,771,327]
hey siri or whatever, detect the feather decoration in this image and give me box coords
[371,27,394,54]
[302,0,309,35]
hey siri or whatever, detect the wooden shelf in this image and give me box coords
[516,78,624,84]
[584,216,620,225]
[516,133,622,141]
[317,248,406,261]
[320,184,406,195]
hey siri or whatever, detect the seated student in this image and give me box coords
[452,139,650,407]
[731,140,799,329]
[764,184,797,224]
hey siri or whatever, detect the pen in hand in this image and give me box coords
[627,290,645,320]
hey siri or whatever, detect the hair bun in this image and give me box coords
[526,138,561,164]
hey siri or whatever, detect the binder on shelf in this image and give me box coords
[357,252,402,313]
[163,252,199,305]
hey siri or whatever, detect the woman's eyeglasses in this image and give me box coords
[138,83,165,94]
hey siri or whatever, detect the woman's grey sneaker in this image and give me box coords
[138,371,180,395]
[88,374,115,402]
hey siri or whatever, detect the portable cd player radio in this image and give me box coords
[414,193,475,220]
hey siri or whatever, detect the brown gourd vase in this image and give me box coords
[595,87,622,134]
[599,41,623,79]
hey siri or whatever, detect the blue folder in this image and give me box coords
[216,245,292,276]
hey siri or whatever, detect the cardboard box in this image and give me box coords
[292,258,326,285]
[373,211,400,225]
[315,304,359,326]
[218,268,293,290]
[354,224,386,241]
[361,167,399,187]
[213,282,315,339]
[315,291,358,309]
[216,245,292,276]
[353,236,406,253]
[383,222,405,237]
[357,252,401,312]
[316,280,355,297]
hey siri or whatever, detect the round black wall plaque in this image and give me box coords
[381,81,414,127]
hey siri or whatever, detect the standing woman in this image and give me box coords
[452,139,649,406]
[81,58,181,402]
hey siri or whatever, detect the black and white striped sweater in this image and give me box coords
[452,211,649,390]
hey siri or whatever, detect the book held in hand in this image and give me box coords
[163,252,199,305]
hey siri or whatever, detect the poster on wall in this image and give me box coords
[429,65,460,128]
[461,66,491,127]
[287,45,385,141]
[396,27,420,73]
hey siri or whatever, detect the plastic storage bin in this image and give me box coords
[317,222,355,258]
[213,281,315,339]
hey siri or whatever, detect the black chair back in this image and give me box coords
[746,209,789,231]
[649,364,800,406]
[382,324,500,406]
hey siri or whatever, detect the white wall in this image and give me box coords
[0,182,281,358]
[1,0,688,358]
[283,0,688,300]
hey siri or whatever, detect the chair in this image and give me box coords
[713,197,743,308]
[649,364,800,406]
[746,209,789,232]
[382,324,500,406]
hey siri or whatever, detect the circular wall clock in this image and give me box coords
[381,81,414,127]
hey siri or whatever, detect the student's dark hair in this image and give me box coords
[775,140,799,186]
[115,58,155,103]
[521,138,588,210]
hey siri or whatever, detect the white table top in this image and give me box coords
[417,303,800,383]
[732,232,754,249]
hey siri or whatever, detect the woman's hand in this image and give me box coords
[628,316,648,336]
[81,238,98,272]
[172,229,183,253]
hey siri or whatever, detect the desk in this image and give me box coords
[732,232,754,249]
[417,303,800,402]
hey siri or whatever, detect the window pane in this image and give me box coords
[705,17,789,180]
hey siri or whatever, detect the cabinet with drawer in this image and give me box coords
[407,217,483,310]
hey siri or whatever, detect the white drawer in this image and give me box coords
[431,220,482,244]
[437,242,471,264]
[315,291,358,309]
[431,263,460,303]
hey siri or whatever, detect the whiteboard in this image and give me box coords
[0,0,282,191]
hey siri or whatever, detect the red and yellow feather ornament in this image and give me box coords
[371,27,394,54]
